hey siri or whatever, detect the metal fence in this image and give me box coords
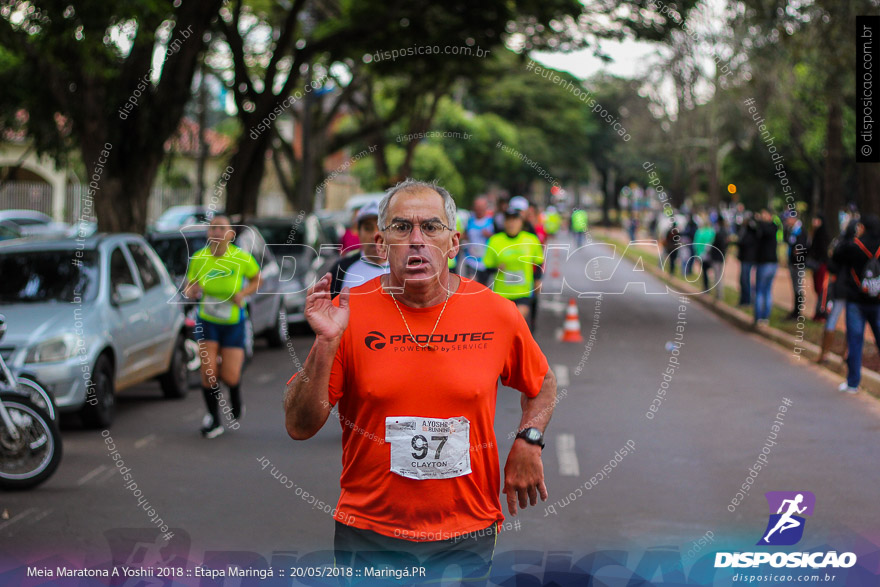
[0,182,54,216]
[0,183,228,224]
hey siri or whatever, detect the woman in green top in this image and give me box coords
[184,216,262,438]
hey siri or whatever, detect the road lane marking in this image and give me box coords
[557,433,580,476]
[554,365,570,388]
[77,465,108,486]
[96,467,118,484]
[541,300,568,313]
[0,507,39,534]
[28,509,53,525]
[134,434,156,449]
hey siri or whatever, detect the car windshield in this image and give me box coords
[0,249,99,303]
[149,234,208,281]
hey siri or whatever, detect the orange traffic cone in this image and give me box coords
[560,298,583,343]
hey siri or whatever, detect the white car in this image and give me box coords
[344,193,385,215]
[0,210,68,237]
[152,205,220,232]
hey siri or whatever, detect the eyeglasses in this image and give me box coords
[382,219,453,239]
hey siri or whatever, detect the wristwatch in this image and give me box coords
[515,427,545,449]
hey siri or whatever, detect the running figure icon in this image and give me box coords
[763,493,807,543]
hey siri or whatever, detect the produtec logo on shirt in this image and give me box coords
[363,330,494,352]
[364,331,387,350]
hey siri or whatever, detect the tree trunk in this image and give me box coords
[823,96,843,236]
[601,167,616,225]
[88,1,223,232]
[224,132,273,217]
[84,137,160,233]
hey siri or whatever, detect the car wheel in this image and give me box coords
[80,354,115,429]
[160,334,189,399]
[266,304,288,348]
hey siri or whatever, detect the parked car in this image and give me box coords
[0,220,22,241]
[0,234,188,428]
[146,224,290,359]
[344,192,385,216]
[67,220,98,239]
[0,210,68,237]
[245,215,339,326]
[152,205,221,232]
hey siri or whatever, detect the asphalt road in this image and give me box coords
[2,235,878,584]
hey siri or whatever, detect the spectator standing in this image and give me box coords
[807,215,831,321]
[784,212,808,320]
[706,217,729,300]
[682,214,699,279]
[737,212,759,306]
[754,210,779,326]
[665,220,680,276]
[819,220,858,363]
[830,215,880,393]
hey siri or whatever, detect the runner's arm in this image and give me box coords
[503,368,557,515]
[183,279,202,299]
[284,336,337,439]
[233,271,261,305]
[516,367,557,438]
[285,274,348,440]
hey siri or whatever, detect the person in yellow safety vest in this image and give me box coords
[544,206,562,238]
[484,199,544,323]
[571,209,588,247]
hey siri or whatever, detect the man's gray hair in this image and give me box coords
[378,179,457,229]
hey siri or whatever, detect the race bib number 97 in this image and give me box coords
[385,416,471,480]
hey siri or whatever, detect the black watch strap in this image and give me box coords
[516,427,545,449]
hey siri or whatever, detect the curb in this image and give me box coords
[595,232,880,399]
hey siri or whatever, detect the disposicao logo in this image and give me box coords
[715,491,857,569]
[758,490,814,546]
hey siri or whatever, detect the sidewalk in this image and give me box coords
[613,226,832,326]
[590,226,880,397]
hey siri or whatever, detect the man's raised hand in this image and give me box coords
[305,273,350,341]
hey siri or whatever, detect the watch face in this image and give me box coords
[525,428,541,442]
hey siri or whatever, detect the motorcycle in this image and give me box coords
[0,314,62,490]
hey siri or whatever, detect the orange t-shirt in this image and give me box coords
[303,276,548,540]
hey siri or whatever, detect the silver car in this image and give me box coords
[0,234,187,428]
[0,210,69,237]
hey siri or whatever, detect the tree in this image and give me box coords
[0,0,224,232]
[214,0,594,214]
[215,0,702,215]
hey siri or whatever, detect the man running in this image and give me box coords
[483,198,545,322]
[284,179,557,582]
[763,494,807,543]
[184,216,261,438]
[461,196,495,285]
